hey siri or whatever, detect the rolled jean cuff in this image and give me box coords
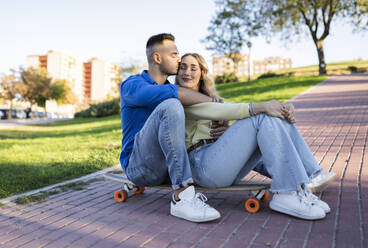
[310,168,323,178]
[172,178,194,190]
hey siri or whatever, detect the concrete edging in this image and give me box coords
[287,76,330,102]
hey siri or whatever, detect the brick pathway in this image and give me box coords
[0,74,367,248]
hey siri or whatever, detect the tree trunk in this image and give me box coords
[315,39,327,75]
[8,100,13,120]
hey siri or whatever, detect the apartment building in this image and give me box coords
[27,50,85,104]
[212,54,292,77]
[253,57,292,75]
[84,58,121,102]
[212,54,253,77]
[26,50,122,106]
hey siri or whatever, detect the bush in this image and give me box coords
[215,72,239,84]
[75,98,120,118]
[257,72,281,79]
[348,66,358,73]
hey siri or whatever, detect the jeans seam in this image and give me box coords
[163,111,182,186]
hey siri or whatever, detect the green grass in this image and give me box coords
[0,115,122,199]
[217,75,327,103]
[0,75,327,199]
[275,60,368,76]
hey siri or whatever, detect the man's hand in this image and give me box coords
[210,120,229,139]
[281,102,296,123]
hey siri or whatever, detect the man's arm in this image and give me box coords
[177,87,212,106]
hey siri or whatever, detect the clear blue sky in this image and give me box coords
[1,0,367,75]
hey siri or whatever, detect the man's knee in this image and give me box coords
[158,98,184,119]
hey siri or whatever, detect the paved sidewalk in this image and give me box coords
[0,118,72,129]
[0,74,367,248]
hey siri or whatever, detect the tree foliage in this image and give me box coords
[204,0,368,75]
[20,67,53,108]
[0,72,26,119]
[51,79,77,105]
[20,67,76,110]
[203,0,263,63]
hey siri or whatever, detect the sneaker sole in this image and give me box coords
[269,202,325,220]
[170,210,221,223]
[308,174,335,193]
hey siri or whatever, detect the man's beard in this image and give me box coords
[160,65,178,76]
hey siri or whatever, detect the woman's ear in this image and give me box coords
[153,52,161,64]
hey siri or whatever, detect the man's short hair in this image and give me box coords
[146,33,175,64]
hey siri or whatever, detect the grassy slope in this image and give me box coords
[217,75,327,103]
[276,60,368,76]
[0,75,327,198]
[0,115,122,198]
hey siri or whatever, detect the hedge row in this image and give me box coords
[75,98,120,118]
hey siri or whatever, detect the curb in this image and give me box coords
[0,164,121,205]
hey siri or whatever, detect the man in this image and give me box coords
[120,33,220,222]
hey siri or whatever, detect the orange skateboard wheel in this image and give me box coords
[245,198,260,213]
[114,190,128,203]
[133,186,145,194]
[260,191,269,202]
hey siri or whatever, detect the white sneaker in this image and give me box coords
[302,186,330,214]
[269,190,326,220]
[307,172,336,193]
[170,186,221,222]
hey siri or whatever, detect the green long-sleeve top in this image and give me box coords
[184,102,250,149]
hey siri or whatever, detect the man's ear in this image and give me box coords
[153,52,161,64]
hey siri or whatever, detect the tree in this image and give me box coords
[20,67,76,112]
[204,0,368,75]
[202,0,262,73]
[51,79,77,105]
[20,67,53,111]
[0,72,26,119]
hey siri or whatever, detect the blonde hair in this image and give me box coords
[175,53,224,102]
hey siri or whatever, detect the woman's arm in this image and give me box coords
[184,102,250,120]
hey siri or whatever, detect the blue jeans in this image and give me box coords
[125,99,193,190]
[189,114,322,192]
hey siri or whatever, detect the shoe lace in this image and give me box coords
[302,184,319,202]
[296,190,315,207]
[192,192,209,209]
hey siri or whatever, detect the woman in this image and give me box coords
[175,53,335,220]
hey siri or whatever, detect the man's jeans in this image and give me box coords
[189,114,322,192]
[125,99,193,190]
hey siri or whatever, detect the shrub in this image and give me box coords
[215,72,239,84]
[75,98,120,118]
[257,72,281,79]
[348,66,358,73]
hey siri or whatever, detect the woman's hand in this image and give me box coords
[262,100,285,119]
[282,103,296,123]
[210,120,229,139]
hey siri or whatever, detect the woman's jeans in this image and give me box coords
[125,99,193,190]
[189,114,322,192]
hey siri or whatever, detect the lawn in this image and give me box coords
[275,60,368,76]
[0,115,122,199]
[217,75,327,103]
[0,75,327,199]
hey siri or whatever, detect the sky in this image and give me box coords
[1,0,367,75]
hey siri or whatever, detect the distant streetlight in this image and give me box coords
[247,41,252,82]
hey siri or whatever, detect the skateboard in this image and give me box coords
[104,173,271,214]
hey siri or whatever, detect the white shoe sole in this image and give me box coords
[307,173,336,193]
[269,201,325,220]
[170,210,221,223]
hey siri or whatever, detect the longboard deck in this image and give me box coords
[104,173,270,191]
